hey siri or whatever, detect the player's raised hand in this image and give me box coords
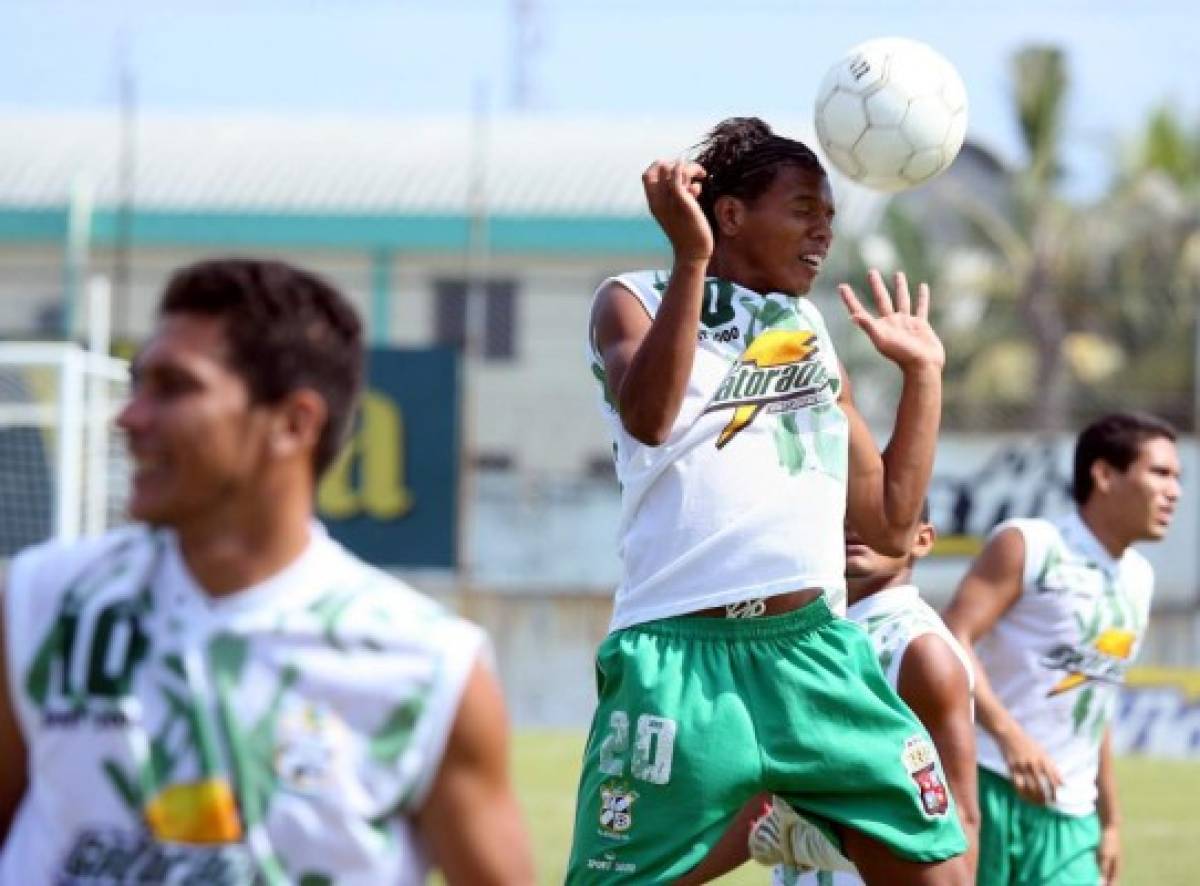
[642,159,713,265]
[839,269,945,373]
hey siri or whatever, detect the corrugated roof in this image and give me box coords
[0,110,886,226]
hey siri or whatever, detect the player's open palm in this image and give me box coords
[642,159,713,264]
[999,724,1064,805]
[839,269,945,372]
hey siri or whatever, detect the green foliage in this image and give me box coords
[1012,46,1068,188]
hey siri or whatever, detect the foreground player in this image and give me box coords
[944,413,1181,886]
[755,511,978,884]
[0,259,534,884]
[568,117,967,883]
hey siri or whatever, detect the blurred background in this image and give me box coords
[1,1,1198,881]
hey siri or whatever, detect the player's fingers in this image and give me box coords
[894,270,911,314]
[1012,768,1033,803]
[916,282,931,319]
[838,284,871,325]
[642,159,668,186]
[866,269,894,315]
[1045,757,1064,787]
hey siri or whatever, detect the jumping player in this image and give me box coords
[944,412,1181,886]
[567,117,968,883]
[0,259,535,885]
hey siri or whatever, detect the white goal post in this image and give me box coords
[0,342,130,558]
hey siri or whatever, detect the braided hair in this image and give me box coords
[694,117,826,237]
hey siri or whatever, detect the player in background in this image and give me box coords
[0,259,535,885]
[568,116,968,884]
[943,412,1181,886]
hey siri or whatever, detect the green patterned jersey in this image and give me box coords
[588,271,851,630]
[3,524,485,885]
[975,512,1153,816]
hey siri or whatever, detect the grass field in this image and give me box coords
[514,730,1200,884]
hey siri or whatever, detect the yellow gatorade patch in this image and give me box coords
[144,779,243,844]
[707,330,833,448]
[1045,628,1137,696]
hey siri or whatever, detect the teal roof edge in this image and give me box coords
[0,207,668,255]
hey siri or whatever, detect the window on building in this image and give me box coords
[433,278,518,360]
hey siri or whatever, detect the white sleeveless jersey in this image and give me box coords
[975,512,1153,816]
[781,585,974,886]
[589,271,850,630]
[2,523,486,885]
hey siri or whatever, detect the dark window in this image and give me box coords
[433,278,518,360]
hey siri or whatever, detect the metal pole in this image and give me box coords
[458,80,491,589]
[113,37,136,342]
[63,175,94,340]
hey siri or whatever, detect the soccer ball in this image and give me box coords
[814,37,968,193]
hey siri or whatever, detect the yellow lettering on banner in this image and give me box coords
[317,392,414,520]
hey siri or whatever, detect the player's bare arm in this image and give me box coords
[1096,728,1121,885]
[942,528,1063,805]
[0,581,29,841]
[591,159,711,445]
[898,633,980,879]
[840,269,944,555]
[416,659,535,885]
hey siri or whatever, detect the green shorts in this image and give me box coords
[565,597,967,883]
[977,766,1100,886]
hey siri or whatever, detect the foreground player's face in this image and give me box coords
[118,314,273,526]
[1105,436,1182,542]
[732,166,834,296]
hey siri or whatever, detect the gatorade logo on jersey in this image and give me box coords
[1042,629,1137,696]
[901,735,950,818]
[704,330,837,448]
[57,828,254,884]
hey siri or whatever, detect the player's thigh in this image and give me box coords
[1015,806,1101,886]
[761,617,967,866]
[839,826,970,886]
[566,624,761,883]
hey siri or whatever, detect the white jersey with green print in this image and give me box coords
[588,271,850,631]
[779,585,974,886]
[975,512,1153,816]
[2,523,486,886]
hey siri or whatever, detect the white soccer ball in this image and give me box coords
[814,37,968,193]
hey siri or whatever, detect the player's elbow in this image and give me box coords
[858,523,910,557]
[619,410,672,446]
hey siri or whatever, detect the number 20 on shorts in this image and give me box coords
[597,712,677,785]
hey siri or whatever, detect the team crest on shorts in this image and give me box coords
[598,780,638,838]
[901,735,949,818]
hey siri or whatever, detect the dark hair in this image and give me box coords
[1072,412,1177,505]
[159,258,364,477]
[694,117,826,237]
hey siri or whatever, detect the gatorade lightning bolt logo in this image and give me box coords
[704,330,836,448]
[1042,629,1137,696]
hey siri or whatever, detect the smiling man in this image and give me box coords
[943,412,1181,886]
[0,259,534,885]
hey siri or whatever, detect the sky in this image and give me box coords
[3,0,1198,198]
